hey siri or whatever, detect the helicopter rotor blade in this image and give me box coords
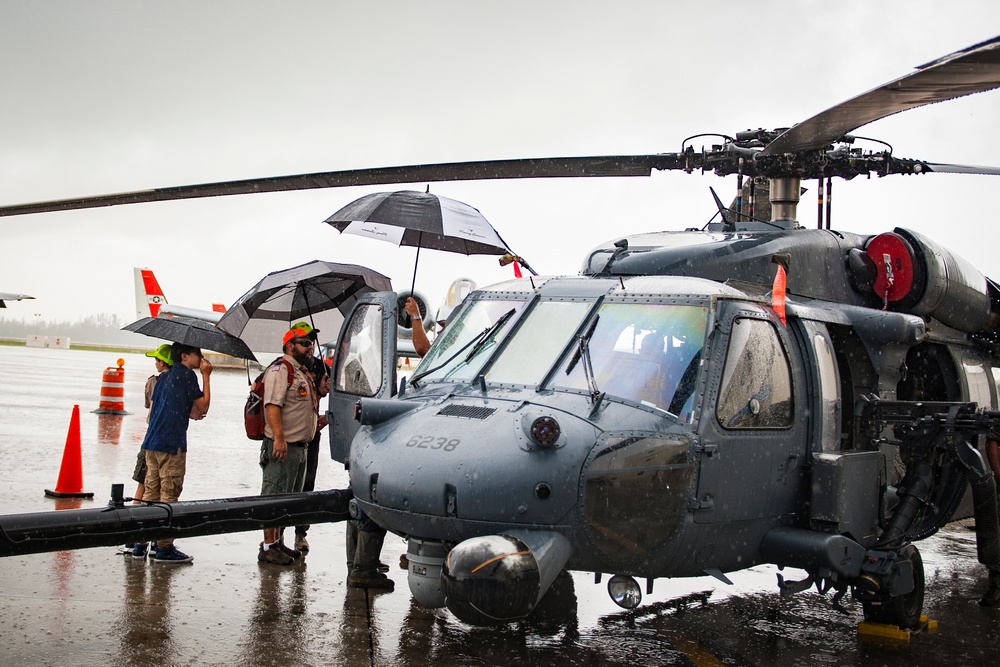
[922,162,1000,176]
[3,38,1000,219]
[0,154,687,218]
[761,35,1000,156]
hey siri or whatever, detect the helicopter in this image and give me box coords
[1,34,1000,633]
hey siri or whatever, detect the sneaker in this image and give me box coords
[258,543,293,566]
[118,543,135,556]
[348,571,395,590]
[131,542,149,560]
[294,535,310,553]
[151,545,194,564]
[277,540,302,560]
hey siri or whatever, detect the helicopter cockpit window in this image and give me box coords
[716,317,792,429]
[333,303,383,397]
[412,298,528,382]
[550,302,709,421]
[487,300,592,386]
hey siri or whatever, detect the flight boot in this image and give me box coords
[348,529,394,590]
[979,569,1000,606]
[346,519,359,576]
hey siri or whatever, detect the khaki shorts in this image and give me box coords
[260,438,308,496]
[143,449,186,503]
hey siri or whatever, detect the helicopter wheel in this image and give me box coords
[861,544,925,629]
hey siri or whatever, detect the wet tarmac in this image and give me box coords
[1,346,998,665]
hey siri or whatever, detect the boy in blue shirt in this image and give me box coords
[137,342,212,563]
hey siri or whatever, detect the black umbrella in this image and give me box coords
[123,315,257,361]
[215,260,392,353]
[323,190,512,293]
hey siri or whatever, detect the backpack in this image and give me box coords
[244,358,294,440]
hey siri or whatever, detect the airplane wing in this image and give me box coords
[0,292,35,308]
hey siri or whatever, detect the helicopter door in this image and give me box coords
[327,291,397,466]
[694,308,807,525]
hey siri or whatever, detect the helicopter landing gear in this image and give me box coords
[858,544,925,629]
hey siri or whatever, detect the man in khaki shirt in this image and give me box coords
[258,325,318,566]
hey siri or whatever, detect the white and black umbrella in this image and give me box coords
[123,315,257,361]
[216,260,392,352]
[323,190,513,293]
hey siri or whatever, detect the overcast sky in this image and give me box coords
[2,2,999,327]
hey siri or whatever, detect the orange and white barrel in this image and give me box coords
[93,358,129,415]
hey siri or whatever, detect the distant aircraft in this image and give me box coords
[133,267,226,323]
[395,278,477,358]
[0,292,34,308]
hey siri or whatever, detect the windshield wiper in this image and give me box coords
[463,308,516,364]
[409,308,516,386]
[565,314,599,375]
[565,315,604,408]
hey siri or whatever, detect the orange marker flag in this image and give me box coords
[771,254,791,327]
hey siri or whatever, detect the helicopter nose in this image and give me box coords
[440,530,571,625]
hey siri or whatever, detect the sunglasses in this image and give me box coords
[293,339,314,348]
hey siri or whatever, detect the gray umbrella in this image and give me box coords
[123,315,257,361]
[216,260,392,352]
[323,190,519,294]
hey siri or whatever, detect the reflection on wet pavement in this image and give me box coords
[2,347,1000,665]
[4,517,1000,665]
[96,414,124,446]
[236,564,310,667]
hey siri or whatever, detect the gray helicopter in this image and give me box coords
[320,35,1000,629]
[2,35,1000,632]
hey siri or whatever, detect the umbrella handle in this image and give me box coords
[409,232,422,297]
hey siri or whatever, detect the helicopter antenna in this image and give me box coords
[709,187,736,232]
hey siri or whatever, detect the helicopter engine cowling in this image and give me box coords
[866,227,990,333]
[440,530,572,625]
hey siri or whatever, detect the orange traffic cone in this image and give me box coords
[44,405,95,499]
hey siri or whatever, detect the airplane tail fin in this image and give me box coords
[134,267,167,319]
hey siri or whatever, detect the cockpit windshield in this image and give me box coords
[487,300,593,386]
[551,302,709,421]
[412,298,527,382]
[413,295,709,422]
